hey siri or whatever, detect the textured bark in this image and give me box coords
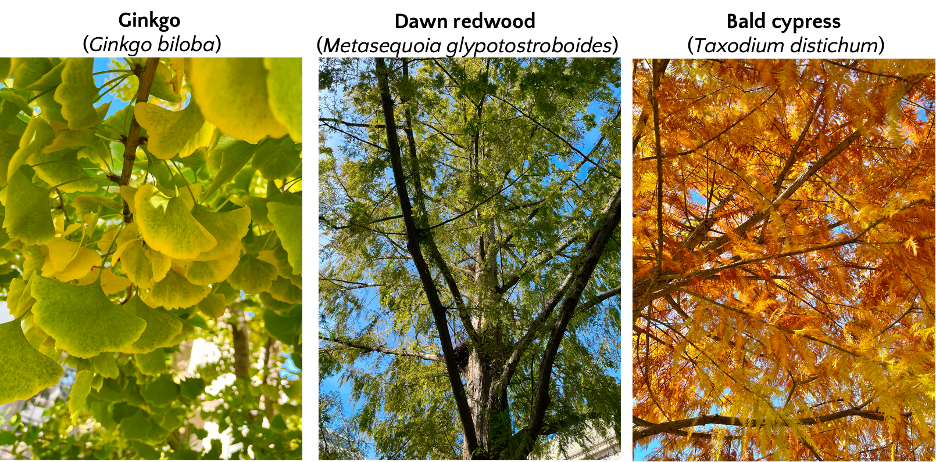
[462,327,511,460]
[230,307,250,380]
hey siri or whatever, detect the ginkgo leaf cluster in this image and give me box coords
[0,57,302,459]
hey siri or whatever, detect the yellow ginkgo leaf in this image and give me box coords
[185,250,240,285]
[134,100,207,160]
[190,205,251,261]
[134,184,217,260]
[101,268,132,295]
[188,58,287,143]
[264,58,301,142]
[114,223,171,289]
[42,237,102,282]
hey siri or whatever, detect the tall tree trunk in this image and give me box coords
[230,306,251,380]
[462,326,512,459]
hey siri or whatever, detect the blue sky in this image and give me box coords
[0,57,299,380]
[319,60,621,458]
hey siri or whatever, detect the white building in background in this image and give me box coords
[537,422,621,460]
[0,366,77,460]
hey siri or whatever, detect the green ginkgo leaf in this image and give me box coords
[197,294,226,318]
[134,350,167,376]
[120,296,184,353]
[228,254,278,294]
[3,167,55,246]
[180,377,206,400]
[31,275,147,358]
[72,195,121,217]
[68,370,93,420]
[134,100,206,160]
[23,60,66,91]
[135,184,217,260]
[0,58,10,81]
[90,353,119,379]
[273,246,301,287]
[141,374,179,408]
[35,91,66,125]
[243,191,301,229]
[251,135,301,181]
[11,58,55,90]
[8,116,53,185]
[267,202,302,275]
[140,269,210,309]
[263,308,301,345]
[54,58,100,130]
[29,147,99,192]
[0,320,64,405]
[119,408,154,441]
[267,276,302,304]
[188,58,287,143]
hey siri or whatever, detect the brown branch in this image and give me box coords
[319,117,385,128]
[650,59,668,289]
[822,60,909,82]
[699,129,861,255]
[486,92,613,177]
[634,404,887,441]
[773,83,827,196]
[632,110,649,152]
[681,189,735,251]
[639,87,778,161]
[320,335,443,362]
[120,57,160,223]
[374,57,480,456]
[681,289,871,361]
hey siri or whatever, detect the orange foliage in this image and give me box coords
[633,59,934,460]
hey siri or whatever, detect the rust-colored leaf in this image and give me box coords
[633,59,934,461]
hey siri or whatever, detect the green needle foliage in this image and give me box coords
[320,58,621,459]
[0,57,301,459]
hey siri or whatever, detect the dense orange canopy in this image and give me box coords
[633,59,934,460]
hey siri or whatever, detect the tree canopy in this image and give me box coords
[633,59,934,460]
[319,57,621,459]
[0,57,302,459]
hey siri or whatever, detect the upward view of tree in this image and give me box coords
[320,57,621,459]
[633,59,934,460]
[0,57,301,459]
